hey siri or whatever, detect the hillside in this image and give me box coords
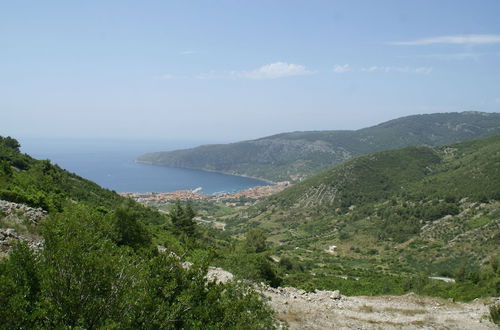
[0,136,166,224]
[2,134,498,327]
[137,111,500,182]
[220,134,500,300]
[0,136,277,329]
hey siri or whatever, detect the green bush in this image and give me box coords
[0,205,277,329]
[490,304,500,325]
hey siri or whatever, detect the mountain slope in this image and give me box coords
[222,134,500,299]
[0,136,164,223]
[138,111,500,182]
[240,134,499,242]
[260,134,499,213]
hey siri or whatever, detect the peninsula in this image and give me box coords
[137,112,500,182]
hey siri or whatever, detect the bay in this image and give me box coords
[19,137,269,194]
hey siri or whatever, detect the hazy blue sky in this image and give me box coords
[2,0,500,142]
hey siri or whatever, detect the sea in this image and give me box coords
[19,137,269,194]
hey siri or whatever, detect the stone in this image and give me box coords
[330,290,341,300]
[5,228,17,237]
[205,267,234,284]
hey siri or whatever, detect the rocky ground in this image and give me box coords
[0,200,47,224]
[0,200,45,258]
[0,227,43,257]
[206,268,499,329]
[264,286,497,329]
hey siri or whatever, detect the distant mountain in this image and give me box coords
[137,111,500,182]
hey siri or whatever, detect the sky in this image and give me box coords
[1,0,500,142]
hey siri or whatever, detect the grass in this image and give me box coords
[0,216,32,235]
[467,216,492,229]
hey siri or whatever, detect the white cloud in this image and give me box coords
[195,62,315,80]
[363,66,379,72]
[391,34,500,46]
[333,64,351,73]
[360,66,432,74]
[180,50,195,55]
[239,62,315,79]
[413,67,433,74]
[495,98,500,104]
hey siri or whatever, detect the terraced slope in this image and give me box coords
[222,134,500,299]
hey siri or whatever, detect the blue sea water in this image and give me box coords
[19,138,269,194]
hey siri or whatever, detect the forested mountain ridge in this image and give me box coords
[137,111,500,182]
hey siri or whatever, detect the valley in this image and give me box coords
[1,127,499,328]
[4,1,500,328]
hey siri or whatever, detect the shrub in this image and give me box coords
[490,304,500,325]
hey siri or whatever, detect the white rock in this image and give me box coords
[330,290,341,299]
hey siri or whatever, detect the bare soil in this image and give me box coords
[263,286,497,329]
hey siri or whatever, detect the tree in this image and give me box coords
[0,242,39,328]
[169,200,196,237]
[39,206,142,328]
[0,205,278,329]
[112,206,152,249]
[244,229,268,253]
[184,201,196,222]
[0,160,13,177]
[169,199,185,227]
[0,136,21,152]
[134,254,277,329]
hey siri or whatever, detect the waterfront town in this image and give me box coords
[120,181,291,205]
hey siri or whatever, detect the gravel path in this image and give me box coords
[206,267,498,329]
[263,287,497,329]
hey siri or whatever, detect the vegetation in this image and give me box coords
[0,136,277,329]
[169,200,197,237]
[0,207,276,329]
[1,129,499,327]
[491,303,500,325]
[219,134,500,301]
[213,229,284,288]
[138,111,500,182]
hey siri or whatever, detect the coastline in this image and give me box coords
[120,181,291,203]
[134,160,277,185]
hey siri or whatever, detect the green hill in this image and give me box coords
[137,111,500,182]
[0,136,167,227]
[223,134,500,300]
[0,136,277,329]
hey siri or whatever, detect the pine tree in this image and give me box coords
[169,200,196,236]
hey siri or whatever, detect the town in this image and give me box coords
[120,181,291,206]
